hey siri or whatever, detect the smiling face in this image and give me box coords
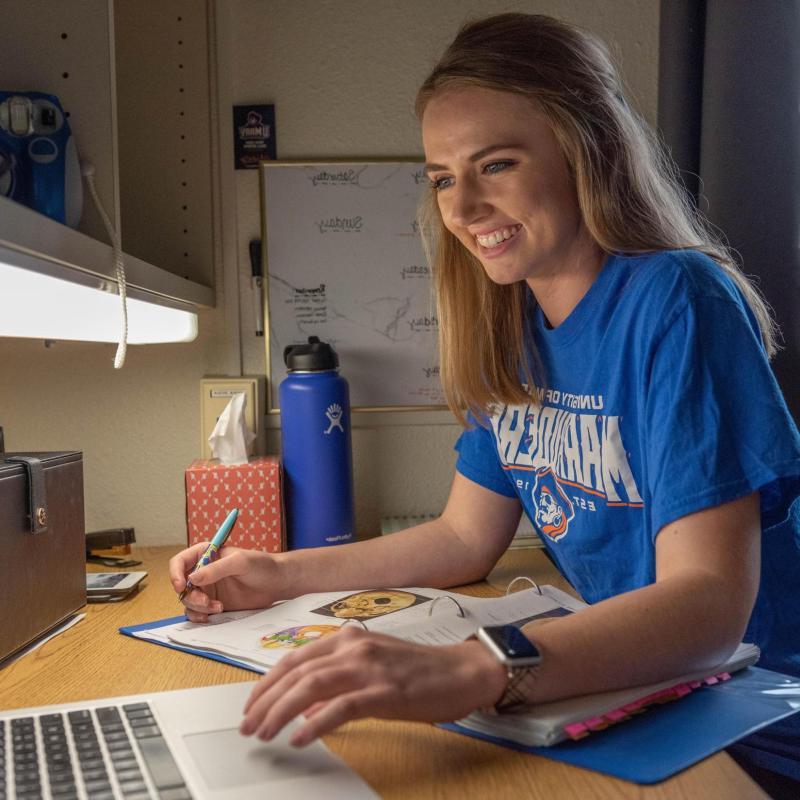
[422,85,597,291]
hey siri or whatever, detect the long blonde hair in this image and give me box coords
[416,13,778,425]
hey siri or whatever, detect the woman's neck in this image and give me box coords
[527,232,606,328]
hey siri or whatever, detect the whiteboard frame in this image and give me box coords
[259,158,448,414]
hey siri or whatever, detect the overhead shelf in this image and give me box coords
[0,0,217,323]
[0,195,214,309]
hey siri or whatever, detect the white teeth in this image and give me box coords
[476,225,520,249]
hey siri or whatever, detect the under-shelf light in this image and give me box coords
[0,258,197,344]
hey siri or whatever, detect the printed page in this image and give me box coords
[166,586,581,668]
[167,588,457,668]
[386,588,584,645]
[131,609,261,646]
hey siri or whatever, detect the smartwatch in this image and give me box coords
[476,624,542,714]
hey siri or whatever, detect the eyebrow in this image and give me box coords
[424,143,524,174]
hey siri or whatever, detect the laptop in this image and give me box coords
[0,680,379,799]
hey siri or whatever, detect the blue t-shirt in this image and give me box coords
[455,250,800,679]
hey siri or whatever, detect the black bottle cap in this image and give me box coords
[283,336,339,371]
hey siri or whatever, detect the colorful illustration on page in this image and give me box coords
[260,624,341,650]
[312,590,432,621]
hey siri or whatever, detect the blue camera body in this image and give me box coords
[0,91,82,227]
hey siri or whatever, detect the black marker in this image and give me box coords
[249,239,264,337]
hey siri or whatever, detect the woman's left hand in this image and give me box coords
[240,626,507,747]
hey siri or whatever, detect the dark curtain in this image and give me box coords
[658,0,800,423]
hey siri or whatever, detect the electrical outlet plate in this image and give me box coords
[200,377,264,459]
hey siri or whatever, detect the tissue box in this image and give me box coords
[185,457,284,552]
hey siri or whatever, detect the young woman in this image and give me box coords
[170,13,800,796]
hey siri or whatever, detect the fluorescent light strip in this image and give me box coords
[0,260,197,343]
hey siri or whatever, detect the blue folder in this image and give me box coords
[120,618,800,784]
[441,667,800,784]
[119,616,265,673]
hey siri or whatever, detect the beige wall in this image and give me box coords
[0,0,659,545]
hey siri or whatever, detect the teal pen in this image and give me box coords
[178,507,239,602]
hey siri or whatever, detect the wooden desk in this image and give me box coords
[0,546,766,800]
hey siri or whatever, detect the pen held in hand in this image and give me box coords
[178,507,239,603]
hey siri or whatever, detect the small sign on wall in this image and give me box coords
[233,104,276,169]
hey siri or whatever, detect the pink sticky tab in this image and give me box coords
[704,675,719,685]
[623,701,643,714]
[689,680,702,689]
[606,708,627,722]
[564,722,589,739]
[718,672,732,681]
[585,716,607,730]
[674,683,692,698]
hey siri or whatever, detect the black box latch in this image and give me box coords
[4,455,49,534]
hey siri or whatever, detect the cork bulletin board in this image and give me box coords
[260,160,445,411]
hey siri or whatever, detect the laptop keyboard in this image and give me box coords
[1,702,193,800]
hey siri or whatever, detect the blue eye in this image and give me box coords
[485,160,514,175]
[429,176,453,191]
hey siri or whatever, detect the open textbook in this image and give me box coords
[132,584,760,747]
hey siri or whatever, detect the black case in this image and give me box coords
[0,451,86,663]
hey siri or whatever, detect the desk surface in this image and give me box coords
[0,546,766,800]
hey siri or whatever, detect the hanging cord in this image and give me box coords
[81,161,128,368]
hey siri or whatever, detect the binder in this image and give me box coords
[124,615,799,784]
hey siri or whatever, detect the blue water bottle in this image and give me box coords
[279,336,355,549]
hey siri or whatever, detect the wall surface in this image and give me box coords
[0,0,659,545]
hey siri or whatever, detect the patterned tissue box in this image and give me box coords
[185,457,284,552]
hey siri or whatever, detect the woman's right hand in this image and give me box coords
[168,544,285,622]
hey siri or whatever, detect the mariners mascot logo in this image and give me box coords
[532,467,574,542]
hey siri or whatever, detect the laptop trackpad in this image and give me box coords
[183,727,336,789]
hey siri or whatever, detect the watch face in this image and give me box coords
[479,625,541,665]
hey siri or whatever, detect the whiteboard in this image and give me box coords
[260,161,445,411]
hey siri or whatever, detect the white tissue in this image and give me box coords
[208,392,256,465]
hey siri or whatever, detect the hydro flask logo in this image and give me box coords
[324,403,344,434]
